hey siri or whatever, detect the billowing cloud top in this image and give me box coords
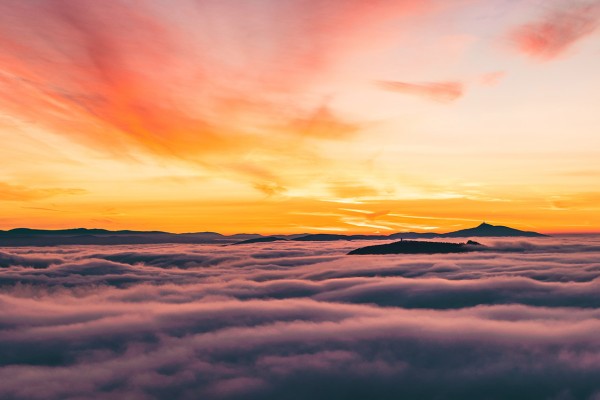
[1,237,600,399]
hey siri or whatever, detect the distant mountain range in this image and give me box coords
[0,228,259,246]
[0,223,546,247]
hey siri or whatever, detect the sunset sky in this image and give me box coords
[1,0,599,234]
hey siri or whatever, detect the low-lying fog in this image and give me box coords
[1,236,600,399]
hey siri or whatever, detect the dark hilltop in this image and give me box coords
[290,222,545,242]
[229,236,287,245]
[439,222,544,238]
[348,239,484,255]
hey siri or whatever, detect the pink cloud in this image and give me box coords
[479,71,506,86]
[510,2,600,60]
[377,80,464,102]
[0,0,455,191]
[0,0,441,159]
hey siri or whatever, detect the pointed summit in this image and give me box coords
[443,222,545,238]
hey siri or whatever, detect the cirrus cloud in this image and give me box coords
[377,80,465,102]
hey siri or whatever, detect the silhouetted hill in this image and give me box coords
[290,223,544,242]
[0,228,230,246]
[292,233,389,241]
[292,234,348,241]
[440,222,546,238]
[4,228,167,236]
[231,236,287,245]
[228,233,263,240]
[348,240,484,255]
[388,232,437,239]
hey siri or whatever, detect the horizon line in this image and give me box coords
[1,224,598,236]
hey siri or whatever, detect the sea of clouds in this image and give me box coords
[1,236,600,400]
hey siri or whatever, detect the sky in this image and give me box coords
[1,0,599,234]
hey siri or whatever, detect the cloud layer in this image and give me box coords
[1,236,600,399]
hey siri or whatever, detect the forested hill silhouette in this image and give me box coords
[0,223,545,246]
[348,240,484,255]
[0,228,261,246]
[230,236,287,245]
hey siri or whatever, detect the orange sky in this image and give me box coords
[1,0,600,234]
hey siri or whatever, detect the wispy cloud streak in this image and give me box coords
[377,80,464,102]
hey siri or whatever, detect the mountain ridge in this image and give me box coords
[0,222,546,246]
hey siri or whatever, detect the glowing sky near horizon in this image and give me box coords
[1,0,599,234]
